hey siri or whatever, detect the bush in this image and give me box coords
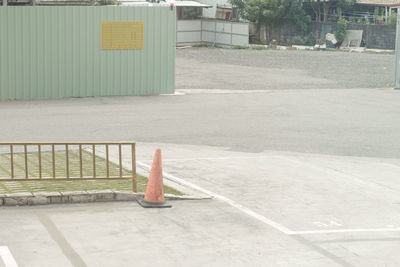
[232,45,248,49]
[292,33,316,46]
[388,12,397,25]
[335,17,347,45]
[293,36,305,45]
[304,33,316,46]
[98,0,118,5]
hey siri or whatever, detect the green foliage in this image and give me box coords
[229,0,278,24]
[293,36,304,45]
[373,7,380,18]
[334,17,347,44]
[309,0,354,23]
[336,7,343,19]
[335,0,355,14]
[98,0,118,5]
[304,33,316,46]
[292,33,316,46]
[192,44,215,48]
[232,45,249,49]
[388,12,397,25]
[229,0,311,32]
[279,0,311,32]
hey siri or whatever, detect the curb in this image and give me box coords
[0,191,212,207]
[249,44,395,54]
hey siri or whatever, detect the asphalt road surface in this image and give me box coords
[2,48,399,158]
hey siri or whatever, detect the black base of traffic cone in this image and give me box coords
[137,199,172,208]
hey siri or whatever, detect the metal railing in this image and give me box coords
[0,142,137,192]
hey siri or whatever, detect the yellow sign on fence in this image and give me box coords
[101,21,144,50]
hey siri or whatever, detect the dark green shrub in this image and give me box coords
[335,17,347,45]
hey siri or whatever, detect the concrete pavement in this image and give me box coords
[0,201,347,267]
[1,48,400,266]
[1,142,400,266]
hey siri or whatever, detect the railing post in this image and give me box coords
[52,144,56,179]
[10,145,14,179]
[65,144,69,179]
[92,144,96,178]
[79,144,83,178]
[119,144,122,178]
[132,143,136,192]
[395,10,400,89]
[38,144,42,179]
[106,144,110,178]
[24,144,28,179]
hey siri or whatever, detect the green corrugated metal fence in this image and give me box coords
[0,6,176,101]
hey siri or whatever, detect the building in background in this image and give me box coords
[175,0,211,19]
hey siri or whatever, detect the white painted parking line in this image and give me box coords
[137,161,400,236]
[139,156,263,162]
[175,89,272,94]
[0,246,18,267]
[137,161,294,235]
[289,228,400,235]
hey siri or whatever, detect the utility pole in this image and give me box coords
[2,0,7,7]
[395,9,400,88]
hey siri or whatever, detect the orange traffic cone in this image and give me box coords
[138,149,171,208]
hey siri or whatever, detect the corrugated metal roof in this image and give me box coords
[119,0,169,6]
[356,0,400,6]
[119,2,155,6]
[174,1,211,7]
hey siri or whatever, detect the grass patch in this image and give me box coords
[191,43,215,48]
[232,45,248,49]
[0,150,182,195]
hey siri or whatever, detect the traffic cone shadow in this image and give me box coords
[137,149,172,208]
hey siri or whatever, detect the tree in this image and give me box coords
[308,0,354,22]
[334,17,347,45]
[230,0,311,32]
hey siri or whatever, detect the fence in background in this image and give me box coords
[0,142,137,192]
[251,21,396,50]
[0,6,176,101]
[177,19,249,47]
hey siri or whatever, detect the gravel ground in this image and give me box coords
[176,48,395,90]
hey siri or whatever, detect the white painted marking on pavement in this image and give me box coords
[0,246,18,267]
[175,89,271,94]
[136,161,294,235]
[312,221,343,228]
[288,228,400,235]
[137,161,400,236]
[139,156,263,162]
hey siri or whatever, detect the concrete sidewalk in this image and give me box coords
[1,142,398,266]
[0,201,347,267]
[135,143,400,266]
[134,143,400,232]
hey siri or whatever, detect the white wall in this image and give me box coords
[177,19,249,46]
[177,20,202,45]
